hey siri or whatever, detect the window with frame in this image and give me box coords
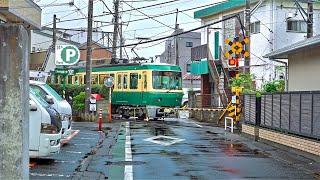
[123,74,128,89]
[99,74,108,85]
[143,74,147,89]
[250,21,260,34]
[117,74,122,89]
[186,42,193,47]
[287,20,307,32]
[130,73,138,89]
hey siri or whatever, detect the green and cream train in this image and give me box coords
[56,63,183,119]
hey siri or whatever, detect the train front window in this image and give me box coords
[152,71,182,90]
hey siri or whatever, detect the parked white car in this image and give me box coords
[30,80,72,139]
[29,92,61,157]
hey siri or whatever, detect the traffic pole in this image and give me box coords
[98,108,102,131]
[108,87,112,122]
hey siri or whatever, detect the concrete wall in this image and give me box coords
[242,124,320,156]
[288,48,320,91]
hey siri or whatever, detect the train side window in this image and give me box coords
[123,74,128,89]
[130,73,138,89]
[144,74,147,89]
[117,74,122,89]
[99,74,108,85]
[68,76,72,84]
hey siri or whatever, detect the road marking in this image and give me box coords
[144,135,185,146]
[79,137,96,140]
[54,160,77,164]
[30,173,71,178]
[65,150,83,154]
[61,129,80,145]
[179,118,203,128]
[80,132,98,136]
[124,121,133,180]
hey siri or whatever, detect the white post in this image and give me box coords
[224,117,227,130]
[231,118,234,133]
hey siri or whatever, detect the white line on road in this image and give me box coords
[64,150,83,154]
[30,173,71,178]
[124,121,133,180]
[178,118,203,128]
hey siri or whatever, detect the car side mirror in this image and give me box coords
[45,95,54,104]
[30,100,37,111]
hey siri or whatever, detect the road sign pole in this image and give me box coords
[108,87,112,122]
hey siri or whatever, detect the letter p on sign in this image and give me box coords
[55,45,80,66]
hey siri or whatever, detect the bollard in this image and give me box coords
[98,108,102,131]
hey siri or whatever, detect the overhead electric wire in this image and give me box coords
[100,0,113,14]
[83,14,238,49]
[123,1,174,29]
[45,1,223,26]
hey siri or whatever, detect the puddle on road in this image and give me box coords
[205,131,218,135]
[105,161,145,166]
[213,165,241,174]
[159,150,181,156]
[221,143,270,158]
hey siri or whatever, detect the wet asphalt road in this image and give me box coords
[30,118,318,179]
[29,122,102,179]
[130,118,315,179]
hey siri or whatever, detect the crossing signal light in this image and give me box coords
[228,58,238,67]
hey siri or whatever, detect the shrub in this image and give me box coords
[48,84,109,100]
[72,92,85,112]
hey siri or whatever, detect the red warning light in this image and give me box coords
[228,58,237,67]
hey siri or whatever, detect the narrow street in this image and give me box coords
[30,118,318,179]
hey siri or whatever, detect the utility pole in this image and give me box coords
[52,14,58,84]
[244,0,251,73]
[175,9,179,66]
[111,0,120,64]
[53,14,57,53]
[307,1,313,38]
[85,0,93,113]
[119,22,123,60]
[0,24,29,180]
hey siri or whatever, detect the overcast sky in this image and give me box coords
[34,0,220,59]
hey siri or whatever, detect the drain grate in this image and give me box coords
[144,135,185,146]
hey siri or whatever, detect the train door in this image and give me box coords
[116,73,123,103]
[141,71,147,105]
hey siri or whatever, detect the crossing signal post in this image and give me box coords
[224,36,249,122]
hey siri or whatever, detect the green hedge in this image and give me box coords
[48,84,109,100]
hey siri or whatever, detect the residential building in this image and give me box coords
[159,28,201,88]
[264,35,320,91]
[78,42,112,66]
[194,0,320,89]
[30,28,112,72]
[30,28,80,71]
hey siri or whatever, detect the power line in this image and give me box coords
[123,1,174,29]
[84,14,238,49]
[44,0,180,25]
[45,1,222,26]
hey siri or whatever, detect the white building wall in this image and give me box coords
[288,49,320,91]
[30,31,79,73]
[31,31,77,52]
[199,0,320,89]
